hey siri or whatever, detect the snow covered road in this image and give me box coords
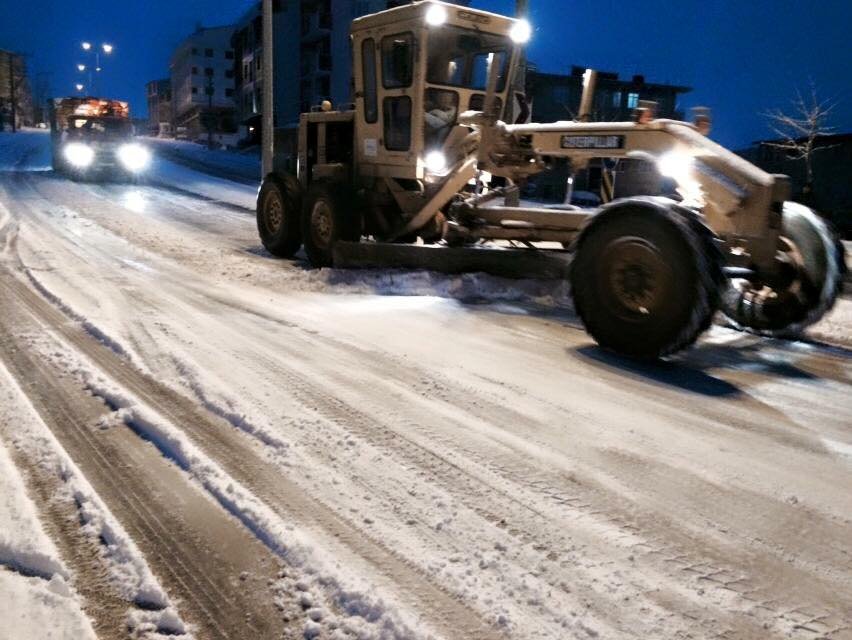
[1,130,851,639]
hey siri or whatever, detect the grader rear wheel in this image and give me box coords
[571,201,722,359]
[722,202,842,336]
[257,175,302,258]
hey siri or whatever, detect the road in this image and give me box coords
[0,130,850,639]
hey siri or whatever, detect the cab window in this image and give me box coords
[382,33,414,89]
[427,27,511,92]
[362,39,378,123]
[383,96,412,151]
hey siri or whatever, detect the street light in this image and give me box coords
[76,84,84,92]
[80,40,114,96]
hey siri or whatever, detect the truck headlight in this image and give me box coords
[118,143,151,172]
[510,19,532,44]
[64,143,95,168]
[424,151,448,174]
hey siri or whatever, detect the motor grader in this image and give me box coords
[256,0,842,359]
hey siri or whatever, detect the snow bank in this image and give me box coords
[147,138,260,182]
[146,156,258,210]
[0,571,97,640]
[0,441,68,581]
[0,357,190,637]
[0,129,52,172]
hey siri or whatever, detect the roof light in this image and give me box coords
[425,4,448,26]
[509,19,532,44]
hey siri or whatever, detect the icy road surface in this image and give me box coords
[0,129,851,639]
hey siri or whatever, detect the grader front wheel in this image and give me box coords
[571,201,722,359]
[301,181,361,268]
[722,202,842,336]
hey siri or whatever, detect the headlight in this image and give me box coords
[425,3,448,26]
[118,143,151,172]
[656,151,693,182]
[509,19,532,44]
[64,143,95,168]
[424,151,448,174]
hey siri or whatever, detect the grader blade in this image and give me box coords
[333,242,571,280]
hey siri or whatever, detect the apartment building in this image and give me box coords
[145,78,172,136]
[170,25,237,138]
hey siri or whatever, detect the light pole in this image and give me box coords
[79,41,114,96]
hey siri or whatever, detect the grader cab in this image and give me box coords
[257,0,843,359]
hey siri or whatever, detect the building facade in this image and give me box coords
[522,67,692,203]
[527,66,689,124]
[739,134,852,237]
[146,78,172,136]
[0,49,34,131]
[232,0,470,147]
[170,25,237,139]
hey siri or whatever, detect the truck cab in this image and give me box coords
[50,98,151,179]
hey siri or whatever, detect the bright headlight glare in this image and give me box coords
[425,3,448,26]
[424,151,448,174]
[119,143,150,172]
[509,19,532,44]
[64,143,95,168]
[657,151,693,180]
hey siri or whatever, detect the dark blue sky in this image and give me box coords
[2,0,850,149]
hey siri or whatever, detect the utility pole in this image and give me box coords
[262,0,274,177]
[205,75,215,149]
[8,52,17,133]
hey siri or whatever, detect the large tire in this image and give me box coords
[257,175,302,258]
[571,198,722,359]
[722,202,842,336]
[301,181,361,268]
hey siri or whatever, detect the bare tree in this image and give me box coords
[764,85,836,198]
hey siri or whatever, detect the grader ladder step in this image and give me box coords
[333,242,571,280]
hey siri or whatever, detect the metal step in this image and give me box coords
[333,241,571,280]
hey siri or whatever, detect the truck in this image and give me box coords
[256,0,843,359]
[49,97,151,179]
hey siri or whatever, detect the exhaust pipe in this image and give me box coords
[577,68,598,122]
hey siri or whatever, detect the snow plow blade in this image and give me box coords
[333,242,571,280]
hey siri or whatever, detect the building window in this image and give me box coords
[205,48,214,57]
[627,92,639,109]
[612,91,622,108]
[205,67,214,76]
[362,39,377,123]
[192,66,198,75]
[225,50,234,60]
[225,69,234,79]
[192,87,198,94]
[191,47,198,55]
[226,88,234,97]
[256,57,262,70]
[381,33,414,89]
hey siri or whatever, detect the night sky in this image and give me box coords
[1,0,849,149]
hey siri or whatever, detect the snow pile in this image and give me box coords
[0,358,190,638]
[0,129,52,172]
